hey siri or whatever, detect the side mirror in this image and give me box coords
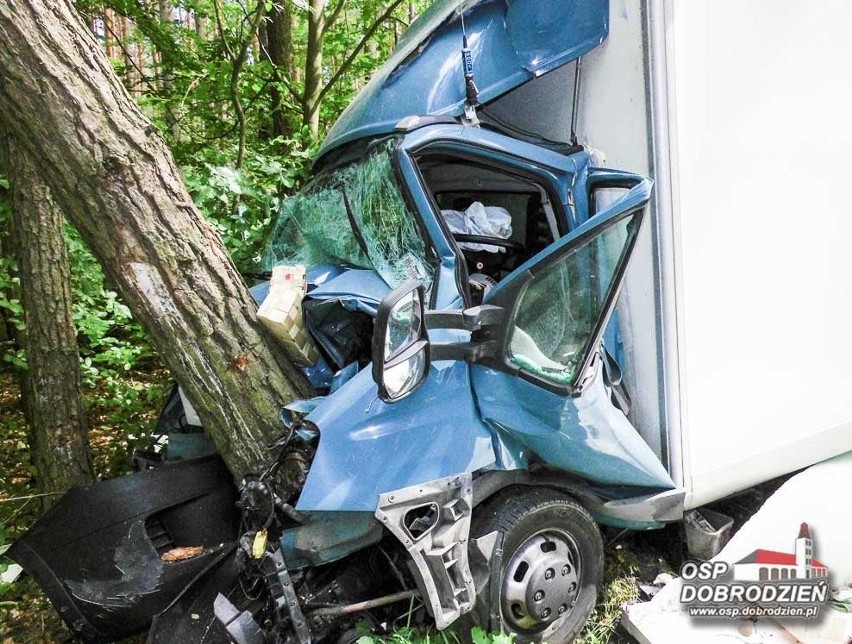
[372,281,430,402]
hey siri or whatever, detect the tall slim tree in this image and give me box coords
[303,0,327,136]
[4,135,94,503]
[299,0,408,137]
[261,0,295,139]
[0,0,313,481]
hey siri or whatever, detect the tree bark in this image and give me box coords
[303,0,326,137]
[157,0,181,139]
[0,1,314,481]
[195,11,207,40]
[264,0,294,140]
[5,135,94,503]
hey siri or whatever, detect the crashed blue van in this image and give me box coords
[11,1,682,642]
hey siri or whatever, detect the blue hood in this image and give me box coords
[319,0,609,159]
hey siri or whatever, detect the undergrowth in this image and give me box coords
[0,369,169,642]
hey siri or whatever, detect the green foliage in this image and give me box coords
[183,136,316,271]
[356,627,513,644]
[470,627,514,644]
[0,179,24,370]
[575,545,640,644]
[0,257,23,333]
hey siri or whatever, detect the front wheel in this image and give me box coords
[468,488,603,643]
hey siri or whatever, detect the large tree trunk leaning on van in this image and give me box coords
[0,0,314,480]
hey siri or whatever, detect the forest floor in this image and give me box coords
[0,371,778,644]
[0,369,168,643]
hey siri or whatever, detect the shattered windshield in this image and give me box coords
[262,142,433,289]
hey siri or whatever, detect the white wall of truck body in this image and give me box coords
[571,0,852,510]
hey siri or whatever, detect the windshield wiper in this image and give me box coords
[341,188,371,260]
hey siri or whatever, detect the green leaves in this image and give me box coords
[471,628,514,644]
[182,138,314,271]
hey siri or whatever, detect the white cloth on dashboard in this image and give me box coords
[441,202,513,253]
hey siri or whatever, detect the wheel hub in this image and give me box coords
[501,531,580,633]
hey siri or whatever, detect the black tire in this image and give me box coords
[468,487,603,643]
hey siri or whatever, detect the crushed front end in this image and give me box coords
[148,408,465,644]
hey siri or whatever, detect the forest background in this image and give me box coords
[0,1,654,641]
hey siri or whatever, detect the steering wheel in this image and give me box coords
[452,233,523,252]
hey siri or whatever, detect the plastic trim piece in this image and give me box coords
[375,473,475,630]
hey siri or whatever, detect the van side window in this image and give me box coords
[509,211,639,386]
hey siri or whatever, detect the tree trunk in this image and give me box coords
[303,0,326,137]
[195,11,207,40]
[0,0,314,481]
[5,135,94,503]
[104,8,118,59]
[157,0,180,140]
[264,0,294,140]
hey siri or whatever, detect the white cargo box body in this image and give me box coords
[568,0,852,510]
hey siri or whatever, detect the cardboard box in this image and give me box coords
[257,265,319,367]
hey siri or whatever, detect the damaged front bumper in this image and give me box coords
[9,456,239,642]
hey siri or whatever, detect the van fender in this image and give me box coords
[472,469,686,527]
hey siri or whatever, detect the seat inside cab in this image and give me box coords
[418,155,563,302]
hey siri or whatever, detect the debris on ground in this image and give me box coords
[161,546,206,562]
[623,451,852,643]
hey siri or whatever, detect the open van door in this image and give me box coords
[470,173,674,490]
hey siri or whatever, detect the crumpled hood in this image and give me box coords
[249,265,390,316]
[318,0,609,159]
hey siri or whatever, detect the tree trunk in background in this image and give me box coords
[157,0,180,139]
[195,11,207,40]
[5,136,94,504]
[264,0,294,139]
[303,0,326,137]
[104,8,118,59]
[0,0,314,481]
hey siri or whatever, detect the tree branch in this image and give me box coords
[324,0,348,34]
[317,0,406,105]
[258,37,303,105]
[230,2,267,168]
[212,0,235,60]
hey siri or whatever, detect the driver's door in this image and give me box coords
[471,174,674,490]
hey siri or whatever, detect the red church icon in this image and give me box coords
[733,523,828,582]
